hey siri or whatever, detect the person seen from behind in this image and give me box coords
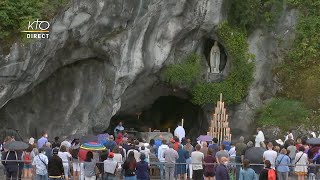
[191,144,204,180]
[136,153,149,180]
[32,148,48,180]
[103,152,118,180]
[57,145,72,180]
[83,151,98,180]
[22,144,35,179]
[294,146,309,180]
[215,156,230,180]
[259,160,276,180]
[203,148,216,180]
[176,144,189,180]
[163,143,179,180]
[123,151,137,180]
[239,159,256,180]
[48,148,64,180]
[276,148,290,180]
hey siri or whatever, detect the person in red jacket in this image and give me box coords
[173,136,180,151]
[115,133,123,145]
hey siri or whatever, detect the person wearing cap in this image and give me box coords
[32,148,49,180]
[103,152,118,180]
[48,148,64,180]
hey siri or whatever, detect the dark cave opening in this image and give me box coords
[107,96,207,137]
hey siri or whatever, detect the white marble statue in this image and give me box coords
[210,41,220,73]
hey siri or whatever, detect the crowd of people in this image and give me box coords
[1,123,320,180]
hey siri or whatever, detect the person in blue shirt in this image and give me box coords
[208,138,219,156]
[221,136,231,151]
[276,148,291,180]
[239,159,256,180]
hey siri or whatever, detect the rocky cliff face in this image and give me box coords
[0,0,225,138]
[0,0,297,139]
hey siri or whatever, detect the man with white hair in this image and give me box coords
[43,142,52,160]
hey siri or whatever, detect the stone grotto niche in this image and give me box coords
[107,96,208,137]
[203,39,227,73]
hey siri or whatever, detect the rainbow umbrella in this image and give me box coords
[80,142,106,151]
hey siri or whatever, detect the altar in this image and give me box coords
[138,131,173,143]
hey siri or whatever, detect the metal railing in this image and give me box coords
[0,160,319,180]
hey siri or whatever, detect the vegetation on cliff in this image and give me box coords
[0,0,68,52]
[162,22,254,105]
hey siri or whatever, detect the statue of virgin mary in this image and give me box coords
[210,41,220,73]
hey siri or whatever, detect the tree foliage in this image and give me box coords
[228,0,284,31]
[256,98,310,132]
[276,0,320,110]
[0,0,68,52]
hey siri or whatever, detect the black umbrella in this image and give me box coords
[244,147,266,173]
[80,134,98,144]
[244,147,265,164]
[307,138,320,145]
[3,141,29,151]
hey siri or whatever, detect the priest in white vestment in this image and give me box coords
[255,128,265,147]
[174,122,185,142]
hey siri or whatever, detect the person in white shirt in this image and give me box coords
[32,148,48,179]
[263,142,278,169]
[103,152,118,180]
[58,145,72,180]
[112,146,123,179]
[174,122,185,142]
[254,128,265,147]
[284,130,294,142]
[158,139,169,180]
[191,144,204,180]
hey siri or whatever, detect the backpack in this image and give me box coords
[268,169,276,180]
[23,152,31,165]
[71,148,79,159]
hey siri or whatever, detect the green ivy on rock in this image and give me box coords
[161,54,202,88]
[192,22,254,105]
[276,0,320,109]
[228,0,284,31]
[162,22,254,105]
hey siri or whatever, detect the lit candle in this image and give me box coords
[182,118,184,127]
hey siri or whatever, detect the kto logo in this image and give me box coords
[21,19,50,39]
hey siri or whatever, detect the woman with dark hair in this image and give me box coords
[22,144,35,179]
[204,148,216,180]
[239,159,256,180]
[123,151,137,180]
[259,160,276,180]
[148,139,157,155]
[83,151,98,180]
[176,144,189,180]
